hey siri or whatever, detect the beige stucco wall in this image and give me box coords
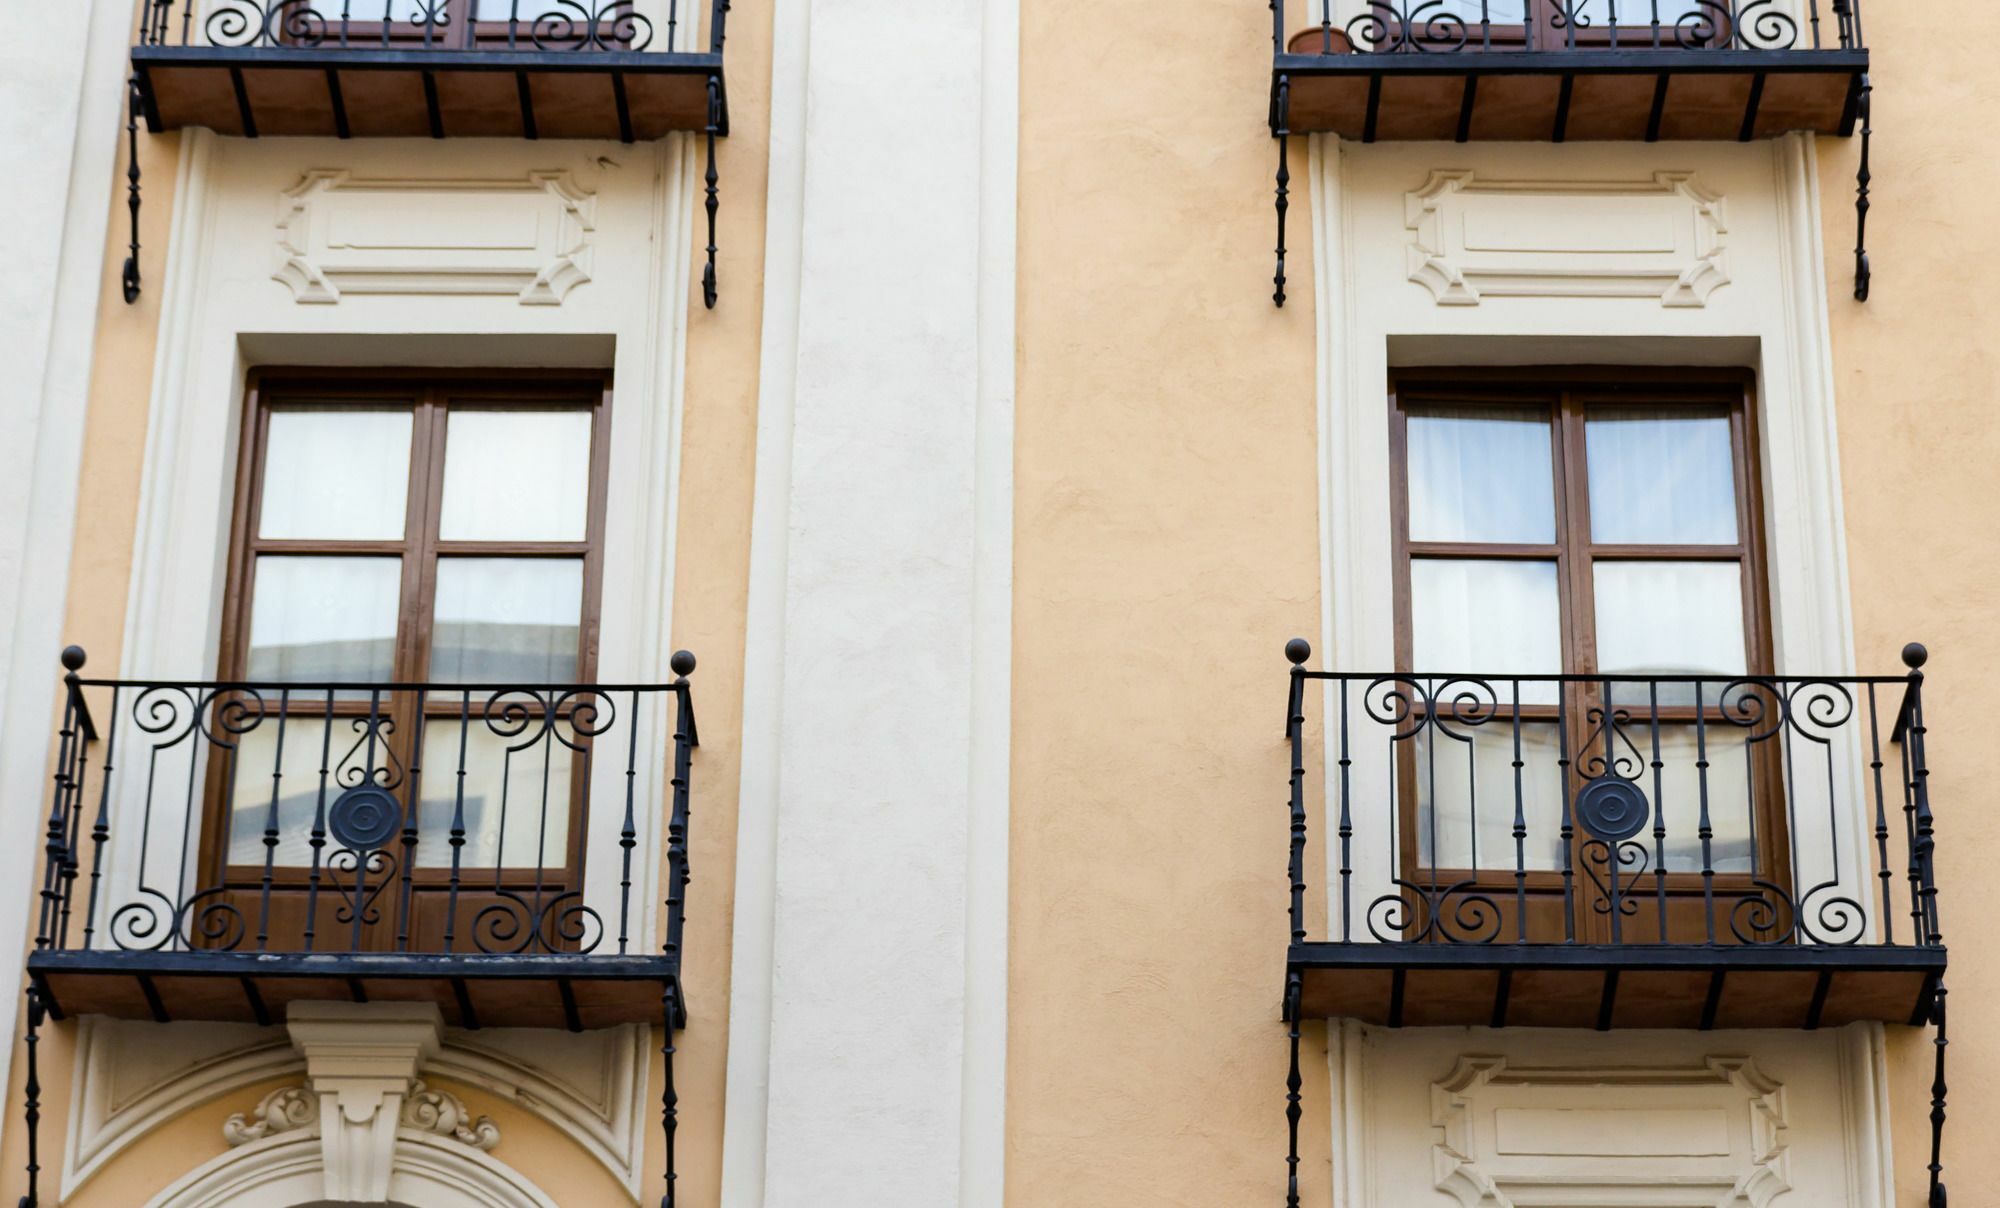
[1820,4,2000,1204]
[1008,1,1328,1203]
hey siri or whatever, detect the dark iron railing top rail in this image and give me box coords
[1279,638,1937,952]
[35,646,699,964]
[137,0,726,55]
[1276,0,1864,57]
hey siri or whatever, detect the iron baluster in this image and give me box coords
[1649,682,1668,938]
[444,692,471,953]
[1865,682,1893,942]
[18,986,44,1208]
[1904,645,1940,944]
[703,76,722,309]
[665,653,698,963]
[1556,678,1575,942]
[396,687,428,952]
[1695,682,1717,943]
[303,688,335,952]
[661,984,680,1208]
[618,687,642,954]
[1337,674,1353,943]
[1286,640,1311,946]
[1853,72,1872,301]
[1929,981,1949,1207]
[37,660,81,950]
[1283,971,1303,1208]
[1510,680,1526,943]
[256,689,292,951]
[121,77,143,304]
[1272,76,1291,308]
[81,684,120,949]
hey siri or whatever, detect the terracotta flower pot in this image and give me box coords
[1287,25,1356,54]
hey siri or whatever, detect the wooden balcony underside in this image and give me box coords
[134,45,723,140]
[29,950,684,1032]
[1277,50,1866,141]
[1292,942,1944,1031]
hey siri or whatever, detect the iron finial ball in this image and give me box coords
[60,646,86,672]
[1285,638,1312,666]
[671,650,697,678]
[1903,642,1929,670]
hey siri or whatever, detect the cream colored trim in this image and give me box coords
[144,1132,558,1208]
[63,1018,654,1200]
[716,0,810,1192]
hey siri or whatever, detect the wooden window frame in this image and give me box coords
[201,368,613,947]
[1386,366,1784,943]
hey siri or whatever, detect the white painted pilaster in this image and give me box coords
[723,0,1017,1202]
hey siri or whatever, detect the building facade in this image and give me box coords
[0,1,1991,1205]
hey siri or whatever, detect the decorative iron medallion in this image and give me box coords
[1574,776,1649,843]
[327,784,401,853]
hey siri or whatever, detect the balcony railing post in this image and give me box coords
[39,649,91,952]
[663,652,698,964]
[1285,640,1312,947]
[1902,644,1941,946]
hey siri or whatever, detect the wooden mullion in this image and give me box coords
[1406,541,1562,561]
[432,541,594,558]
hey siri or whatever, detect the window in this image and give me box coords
[1390,370,1779,943]
[208,372,610,951]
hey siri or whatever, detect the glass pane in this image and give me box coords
[415,717,573,869]
[1406,406,1555,545]
[1605,0,1713,22]
[258,408,411,541]
[247,556,401,683]
[227,711,414,866]
[431,559,583,683]
[1595,561,1745,706]
[229,714,335,866]
[1434,0,1528,21]
[438,409,593,543]
[1416,722,1566,871]
[474,0,582,18]
[1412,559,1562,704]
[1586,407,1738,545]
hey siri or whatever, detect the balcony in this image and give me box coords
[133,1,729,140]
[25,646,699,1033]
[117,2,733,304]
[1276,638,1943,1031]
[1272,639,1951,1200]
[1262,1,1875,301]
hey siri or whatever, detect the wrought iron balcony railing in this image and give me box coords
[1263,0,1873,303]
[1272,638,1950,1204]
[26,646,698,1026]
[20,647,704,1208]
[118,1,732,305]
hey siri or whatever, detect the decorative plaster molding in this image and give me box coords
[273,169,596,305]
[63,1018,646,1199]
[223,1086,316,1147]
[402,1081,502,1151]
[1404,169,1729,307]
[1430,1055,1790,1208]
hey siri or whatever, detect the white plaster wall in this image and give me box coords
[0,0,140,1099]
[104,130,698,953]
[723,0,1016,1202]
